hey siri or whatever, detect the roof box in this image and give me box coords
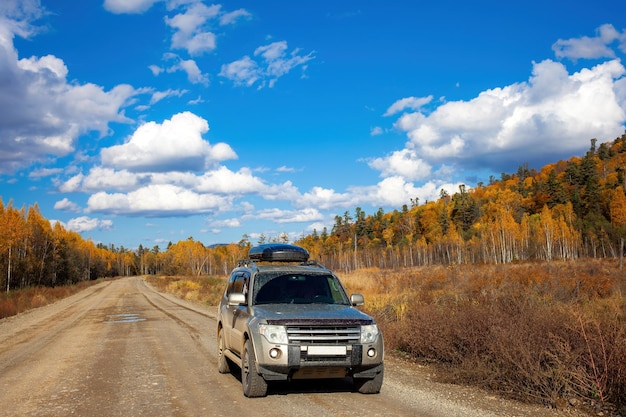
[248,243,309,262]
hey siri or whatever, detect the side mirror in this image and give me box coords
[350,293,364,306]
[228,292,247,306]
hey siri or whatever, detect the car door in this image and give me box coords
[229,271,250,356]
[221,272,239,350]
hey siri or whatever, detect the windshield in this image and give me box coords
[253,273,350,305]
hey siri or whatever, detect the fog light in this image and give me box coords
[269,348,281,359]
[367,348,376,358]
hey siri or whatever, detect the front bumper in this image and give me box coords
[252,336,384,381]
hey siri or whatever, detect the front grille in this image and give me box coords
[287,326,360,345]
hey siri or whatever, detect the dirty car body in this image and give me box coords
[217,244,384,397]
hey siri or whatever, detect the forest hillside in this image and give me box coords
[2,134,626,289]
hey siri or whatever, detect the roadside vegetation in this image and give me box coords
[144,260,625,414]
[0,279,103,319]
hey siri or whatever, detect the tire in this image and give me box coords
[354,365,384,394]
[242,339,268,397]
[217,329,232,374]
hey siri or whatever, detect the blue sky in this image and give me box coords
[1,0,626,249]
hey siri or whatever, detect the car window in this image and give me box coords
[253,273,349,305]
[226,272,249,297]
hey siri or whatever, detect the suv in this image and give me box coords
[217,243,384,397]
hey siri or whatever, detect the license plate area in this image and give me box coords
[305,345,347,356]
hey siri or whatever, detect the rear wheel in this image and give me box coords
[217,329,232,374]
[242,339,268,397]
[354,365,384,394]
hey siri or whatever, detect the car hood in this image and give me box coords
[252,303,374,326]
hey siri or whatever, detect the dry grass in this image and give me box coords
[0,280,101,319]
[339,260,626,412]
[145,275,226,306]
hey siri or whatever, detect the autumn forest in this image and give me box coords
[2,135,626,290]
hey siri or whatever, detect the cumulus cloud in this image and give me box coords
[166,2,219,56]
[251,208,324,224]
[59,141,282,217]
[296,186,357,210]
[368,149,433,181]
[67,216,113,232]
[54,197,81,212]
[61,167,144,193]
[86,184,234,216]
[100,111,237,172]
[164,2,249,56]
[0,6,138,174]
[219,41,315,88]
[349,177,463,207]
[194,167,266,194]
[376,57,626,180]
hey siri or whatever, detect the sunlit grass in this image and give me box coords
[0,280,103,319]
[338,260,625,411]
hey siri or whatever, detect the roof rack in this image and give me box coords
[237,259,257,268]
[300,260,327,269]
[248,243,309,263]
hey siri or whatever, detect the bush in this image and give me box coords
[342,260,626,410]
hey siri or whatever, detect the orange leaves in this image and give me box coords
[609,186,626,229]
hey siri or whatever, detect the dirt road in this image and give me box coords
[0,277,590,417]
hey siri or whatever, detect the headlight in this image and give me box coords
[360,324,379,344]
[259,324,288,344]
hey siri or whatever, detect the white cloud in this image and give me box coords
[103,0,162,14]
[368,149,432,181]
[148,64,163,76]
[58,173,84,193]
[150,88,187,104]
[100,111,237,172]
[220,8,251,26]
[220,41,315,88]
[161,54,209,85]
[194,167,266,194]
[54,198,81,212]
[67,216,113,232]
[0,0,45,39]
[384,96,433,117]
[0,10,138,174]
[370,126,383,136]
[218,56,260,87]
[379,57,626,180]
[166,2,220,55]
[29,167,63,178]
[297,186,356,210]
[86,184,234,216]
[81,167,143,192]
[209,218,241,228]
[250,208,324,224]
[350,177,464,207]
[552,24,626,60]
[276,166,297,173]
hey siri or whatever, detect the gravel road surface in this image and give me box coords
[0,277,591,417]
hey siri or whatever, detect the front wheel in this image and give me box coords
[354,365,384,394]
[242,339,268,397]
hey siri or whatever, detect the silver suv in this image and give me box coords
[217,243,384,397]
